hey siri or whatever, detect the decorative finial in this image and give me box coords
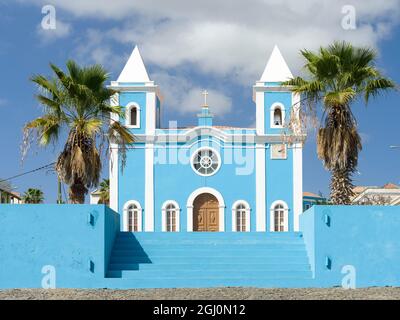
[202,90,209,108]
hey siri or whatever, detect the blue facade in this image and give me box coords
[108,48,304,234]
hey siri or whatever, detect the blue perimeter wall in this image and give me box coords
[0,205,119,289]
[2,204,400,288]
[300,205,400,287]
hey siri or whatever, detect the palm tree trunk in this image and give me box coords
[69,178,87,204]
[330,167,355,204]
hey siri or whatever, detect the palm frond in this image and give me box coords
[365,78,396,103]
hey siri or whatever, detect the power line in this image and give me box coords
[0,162,56,183]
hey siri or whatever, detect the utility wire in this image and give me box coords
[0,162,56,183]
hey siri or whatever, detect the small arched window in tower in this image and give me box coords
[235,203,247,232]
[273,107,283,126]
[130,107,138,126]
[273,204,285,232]
[127,203,140,232]
[165,203,178,232]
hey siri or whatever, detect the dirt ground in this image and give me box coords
[1,287,400,300]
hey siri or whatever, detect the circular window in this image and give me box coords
[191,148,221,176]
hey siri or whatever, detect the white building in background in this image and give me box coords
[352,183,400,205]
[0,181,22,204]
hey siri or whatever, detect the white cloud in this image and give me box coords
[36,19,71,42]
[22,0,400,84]
[21,0,400,85]
[152,71,232,116]
[73,29,125,72]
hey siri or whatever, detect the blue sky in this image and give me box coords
[0,0,399,202]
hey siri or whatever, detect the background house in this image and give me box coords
[303,192,327,211]
[0,181,22,204]
[352,183,400,205]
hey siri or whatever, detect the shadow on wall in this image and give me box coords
[107,233,152,278]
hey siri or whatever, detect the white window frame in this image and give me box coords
[191,147,221,177]
[270,200,289,232]
[123,200,142,232]
[161,200,180,232]
[231,200,251,232]
[270,102,285,128]
[125,102,141,129]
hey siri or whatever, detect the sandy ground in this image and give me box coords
[1,287,400,300]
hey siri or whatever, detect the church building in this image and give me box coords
[108,45,304,233]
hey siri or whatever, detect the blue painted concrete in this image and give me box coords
[264,90,292,134]
[0,205,119,288]
[300,205,400,287]
[266,144,294,231]
[2,205,400,288]
[119,92,147,134]
[106,232,313,288]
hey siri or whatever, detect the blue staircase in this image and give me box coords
[105,232,313,288]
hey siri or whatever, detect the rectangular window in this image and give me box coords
[270,144,287,160]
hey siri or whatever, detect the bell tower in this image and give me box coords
[253,45,294,135]
[109,46,162,135]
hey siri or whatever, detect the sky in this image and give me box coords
[0,0,399,203]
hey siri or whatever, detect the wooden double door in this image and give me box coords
[193,193,219,232]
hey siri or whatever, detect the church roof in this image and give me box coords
[117,46,151,82]
[260,45,293,82]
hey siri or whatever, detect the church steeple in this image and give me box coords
[198,90,213,127]
[259,45,293,82]
[117,46,151,83]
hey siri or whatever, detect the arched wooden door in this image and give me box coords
[193,193,219,232]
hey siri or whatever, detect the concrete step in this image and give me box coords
[114,240,304,250]
[106,269,312,279]
[110,255,310,264]
[108,262,311,271]
[105,232,313,287]
[102,277,314,288]
[117,231,303,237]
[110,248,308,257]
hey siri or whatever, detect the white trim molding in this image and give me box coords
[270,200,289,232]
[161,200,181,232]
[270,102,286,128]
[145,144,154,231]
[109,93,119,213]
[255,144,266,231]
[292,142,303,231]
[231,200,251,232]
[123,200,143,232]
[125,102,141,129]
[186,187,225,232]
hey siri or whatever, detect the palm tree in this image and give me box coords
[98,178,110,205]
[284,41,396,204]
[24,61,134,203]
[23,188,44,204]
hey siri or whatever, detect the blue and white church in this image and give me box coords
[108,45,304,234]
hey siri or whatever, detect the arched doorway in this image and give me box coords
[193,193,219,232]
